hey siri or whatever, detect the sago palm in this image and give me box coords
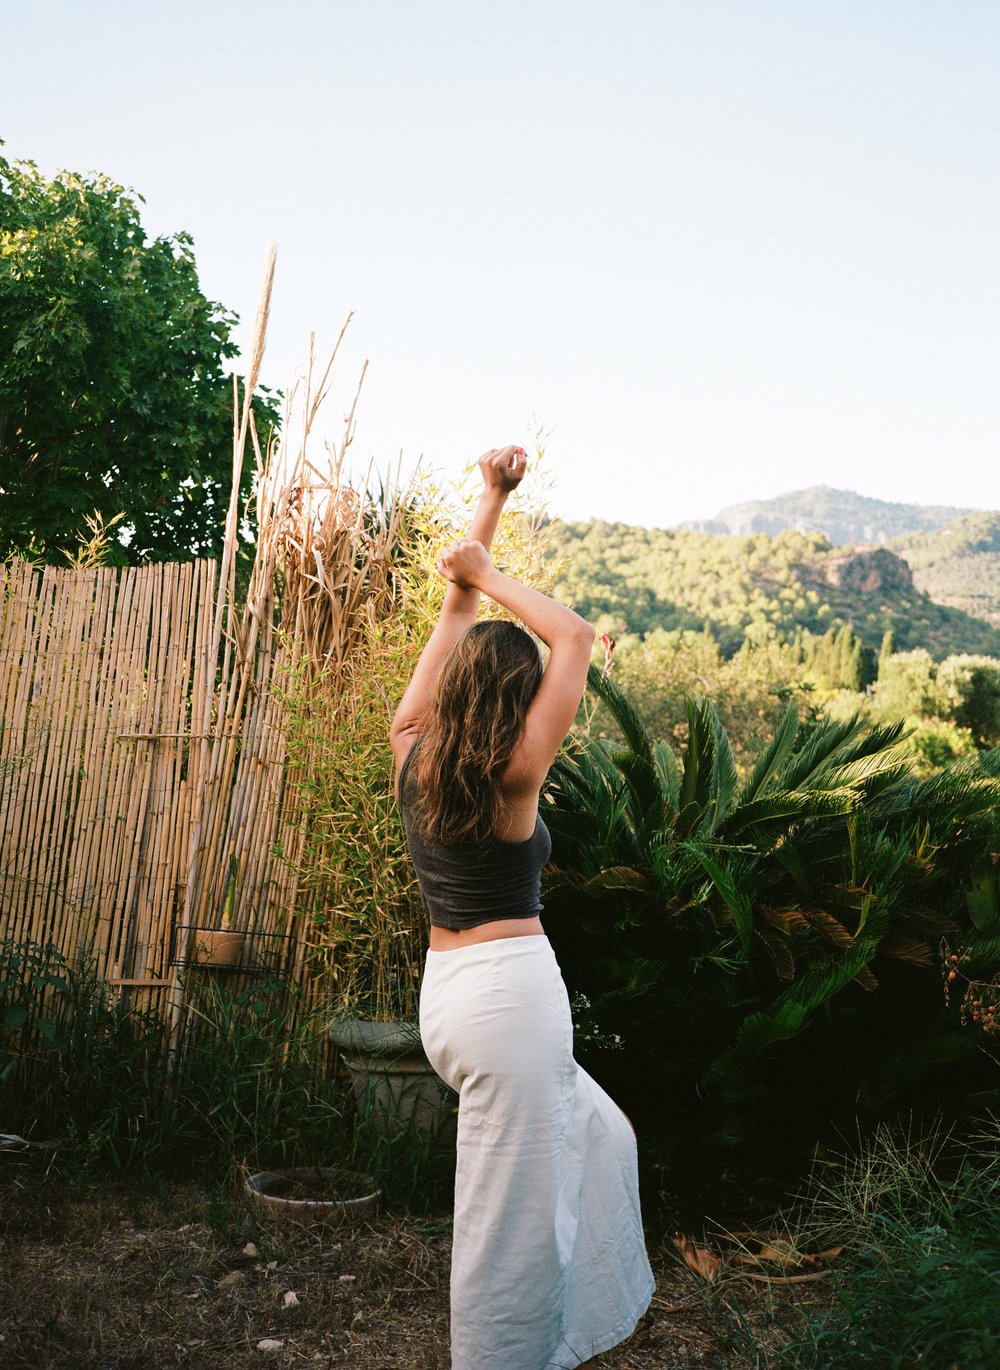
[541,666,1000,1196]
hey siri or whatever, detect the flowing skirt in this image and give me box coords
[419,935,655,1370]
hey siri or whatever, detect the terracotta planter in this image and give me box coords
[245,1166,381,1227]
[189,928,244,968]
[329,1020,457,1142]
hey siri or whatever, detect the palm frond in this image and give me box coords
[678,697,738,836]
[610,746,669,833]
[683,841,756,960]
[653,740,681,809]
[720,787,857,841]
[756,925,797,981]
[704,941,882,1099]
[780,715,909,794]
[580,865,653,895]
[585,663,657,764]
[801,908,856,948]
[739,703,800,803]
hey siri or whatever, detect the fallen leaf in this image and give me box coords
[672,1233,721,1283]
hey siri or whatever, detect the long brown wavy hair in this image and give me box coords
[411,620,543,844]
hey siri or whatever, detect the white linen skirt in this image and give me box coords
[419,935,655,1370]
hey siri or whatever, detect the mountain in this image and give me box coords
[890,511,1000,628]
[546,519,1000,660]
[681,486,976,547]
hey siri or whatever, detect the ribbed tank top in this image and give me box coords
[396,739,552,931]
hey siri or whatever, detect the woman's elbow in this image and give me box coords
[551,618,595,657]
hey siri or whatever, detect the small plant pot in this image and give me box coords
[244,1166,381,1228]
[189,929,244,968]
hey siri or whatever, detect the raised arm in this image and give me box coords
[389,447,526,769]
[436,539,595,794]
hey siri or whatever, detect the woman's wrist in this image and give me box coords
[467,489,507,551]
[474,564,509,597]
[479,485,509,510]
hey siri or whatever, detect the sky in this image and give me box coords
[5,0,999,526]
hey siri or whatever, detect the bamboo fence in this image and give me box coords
[0,556,230,993]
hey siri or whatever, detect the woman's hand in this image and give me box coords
[478,445,527,494]
[437,538,494,589]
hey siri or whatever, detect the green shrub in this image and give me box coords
[542,668,1000,1207]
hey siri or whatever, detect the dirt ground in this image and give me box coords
[0,1160,819,1368]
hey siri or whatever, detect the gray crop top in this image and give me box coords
[396,740,552,931]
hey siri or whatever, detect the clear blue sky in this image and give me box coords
[6,0,998,525]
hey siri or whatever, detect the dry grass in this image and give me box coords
[0,1161,816,1369]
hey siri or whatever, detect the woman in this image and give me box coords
[390,446,655,1370]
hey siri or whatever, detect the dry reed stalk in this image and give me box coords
[64,562,116,948]
[99,564,153,975]
[117,562,174,988]
[74,563,132,964]
[132,563,187,983]
[66,568,109,944]
[20,568,63,945]
[23,567,71,950]
[166,243,278,1063]
[11,565,50,930]
[0,564,25,911]
[107,564,159,977]
[0,566,37,931]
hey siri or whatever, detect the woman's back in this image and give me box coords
[397,739,552,932]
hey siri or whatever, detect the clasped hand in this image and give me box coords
[437,538,494,589]
[478,445,527,494]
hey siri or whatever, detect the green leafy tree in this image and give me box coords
[872,648,943,720]
[594,626,820,763]
[0,149,280,563]
[878,626,897,672]
[936,655,1000,748]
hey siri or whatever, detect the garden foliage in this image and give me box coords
[542,665,1000,1200]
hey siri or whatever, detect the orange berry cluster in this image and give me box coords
[940,940,1000,1035]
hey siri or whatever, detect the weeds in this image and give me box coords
[774,1118,1000,1367]
[0,938,451,1209]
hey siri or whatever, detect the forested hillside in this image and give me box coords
[890,511,1000,627]
[681,485,974,545]
[546,519,1000,659]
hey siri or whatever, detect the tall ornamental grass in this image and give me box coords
[775,1119,1000,1367]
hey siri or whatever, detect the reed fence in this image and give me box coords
[0,554,301,1025]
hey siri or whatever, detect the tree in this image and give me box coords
[873,648,943,720]
[879,626,897,674]
[0,149,280,564]
[936,655,1000,748]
